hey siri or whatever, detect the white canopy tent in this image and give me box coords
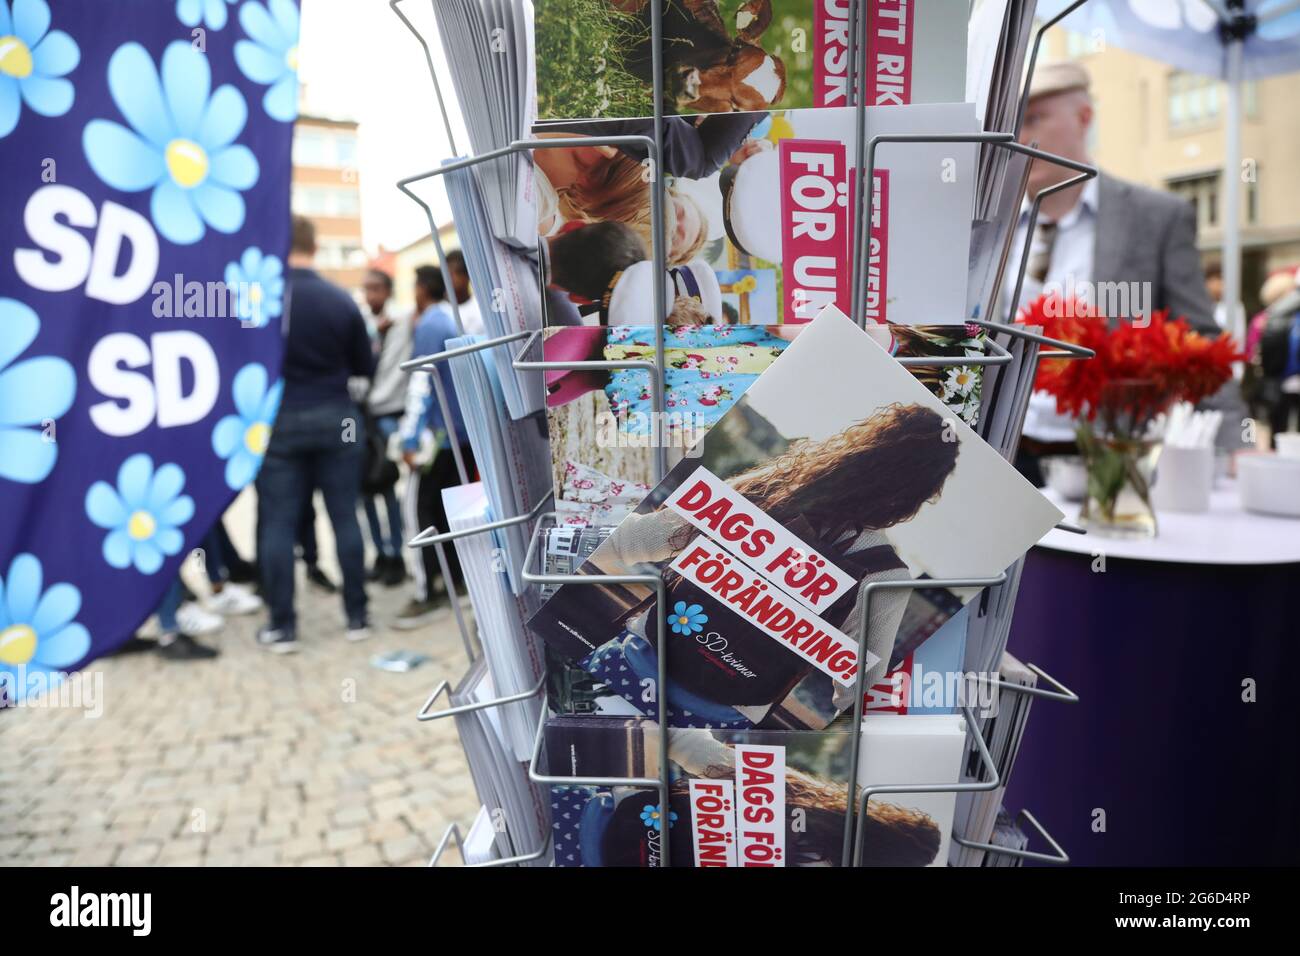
[1037,0,1300,343]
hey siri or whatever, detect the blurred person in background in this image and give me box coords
[199,521,262,616]
[1203,261,1245,334]
[295,497,336,592]
[1009,61,1236,484]
[360,268,411,587]
[1243,268,1298,434]
[1255,271,1300,443]
[117,571,223,661]
[255,217,375,653]
[395,265,477,630]
[444,250,484,335]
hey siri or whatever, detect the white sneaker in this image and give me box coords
[206,583,263,616]
[176,603,224,636]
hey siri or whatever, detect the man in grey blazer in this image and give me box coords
[1009,61,1237,483]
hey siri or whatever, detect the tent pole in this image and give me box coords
[1222,14,1246,348]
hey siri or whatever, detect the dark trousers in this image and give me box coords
[409,445,475,602]
[362,414,404,557]
[1269,391,1300,442]
[297,495,318,565]
[200,527,226,585]
[256,402,368,632]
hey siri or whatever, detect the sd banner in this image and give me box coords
[0,0,299,700]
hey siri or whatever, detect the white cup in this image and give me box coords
[1276,432,1300,461]
[1153,445,1214,513]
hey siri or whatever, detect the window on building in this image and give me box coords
[293,127,359,169]
[336,189,360,217]
[293,130,330,167]
[1168,171,1263,231]
[1169,171,1263,230]
[292,186,362,219]
[1167,173,1220,231]
[314,239,367,271]
[336,134,358,168]
[1167,71,1257,129]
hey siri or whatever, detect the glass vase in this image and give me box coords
[1076,421,1163,539]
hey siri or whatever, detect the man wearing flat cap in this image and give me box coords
[1009,60,1228,483]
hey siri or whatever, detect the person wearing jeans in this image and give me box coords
[255,217,375,653]
[295,493,338,592]
[361,268,411,586]
[394,264,474,630]
[257,403,369,646]
[362,412,406,582]
[154,575,220,661]
[199,521,262,615]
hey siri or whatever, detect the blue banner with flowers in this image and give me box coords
[0,0,299,700]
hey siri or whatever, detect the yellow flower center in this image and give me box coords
[128,510,157,541]
[285,45,299,72]
[244,422,271,455]
[0,624,37,666]
[248,282,264,305]
[165,138,210,189]
[678,616,689,625]
[0,35,33,79]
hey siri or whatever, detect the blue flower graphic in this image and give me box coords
[669,601,708,635]
[235,0,299,122]
[0,0,79,139]
[0,298,75,484]
[639,805,678,831]
[0,553,90,701]
[177,0,237,31]
[83,41,259,245]
[224,246,285,328]
[212,363,283,489]
[85,454,195,575]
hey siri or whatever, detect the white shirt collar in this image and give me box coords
[1020,174,1099,228]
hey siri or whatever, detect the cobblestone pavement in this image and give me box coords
[0,490,481,867]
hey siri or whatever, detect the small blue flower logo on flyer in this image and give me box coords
[640,805,677,831]
[669,601,707,635]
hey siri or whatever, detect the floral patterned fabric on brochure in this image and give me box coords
[602,326,792,435]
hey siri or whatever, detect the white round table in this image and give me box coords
[1035,482,1300,565]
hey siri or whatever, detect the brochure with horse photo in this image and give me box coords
[533,103,978,329]
[526,305,1061,731]
[534,0,967,120]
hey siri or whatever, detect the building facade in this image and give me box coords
[292,113,366,291]
[389,223,461,311]
[1044,27,1300,313]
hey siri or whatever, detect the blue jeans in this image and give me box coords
[256,402,368,633]
[297,495,319,565]
[157,576,184,634]
[200,526,226,585]
[362,414,404,557]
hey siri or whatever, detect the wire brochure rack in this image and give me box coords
[388,0,1096,867]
